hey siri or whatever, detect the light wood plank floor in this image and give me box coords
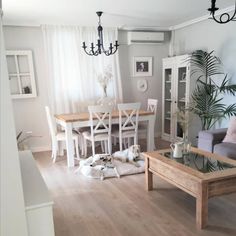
[33,139,236,236]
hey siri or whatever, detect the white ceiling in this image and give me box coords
[2,0,235,29]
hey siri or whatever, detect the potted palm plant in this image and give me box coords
[188,50,236,130]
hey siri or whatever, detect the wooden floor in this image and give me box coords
[33,138,236,236]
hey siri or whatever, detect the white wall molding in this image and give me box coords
[3,5,235,31]
[171,5,236,31]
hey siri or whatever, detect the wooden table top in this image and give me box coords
[55,110,154,123]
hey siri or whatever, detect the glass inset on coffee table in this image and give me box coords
[162,151,235,173]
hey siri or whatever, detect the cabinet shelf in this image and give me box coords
[165,99,172,102]
[179,99,186,103]
[179,80,186,83]
[9,72,31,76]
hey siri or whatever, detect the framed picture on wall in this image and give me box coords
[133,57,153,77]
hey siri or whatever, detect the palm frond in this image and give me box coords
[224,104,236,117]
[218,75,236,95]
[188,50,224,83]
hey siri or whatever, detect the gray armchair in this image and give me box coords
[198,128,236,160]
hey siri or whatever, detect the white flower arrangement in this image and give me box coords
[97,66,113,97]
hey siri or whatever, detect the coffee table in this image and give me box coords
[143,147,236,229]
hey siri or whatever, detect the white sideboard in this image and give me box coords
[19,151,55,236]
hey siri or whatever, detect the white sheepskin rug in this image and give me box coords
[76,147,145,180]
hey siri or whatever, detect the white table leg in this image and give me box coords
[147,115,155,151]
[65,122,74,167]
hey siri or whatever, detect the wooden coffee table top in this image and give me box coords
[143,147,236,181]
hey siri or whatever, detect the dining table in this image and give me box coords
[55,110,155,167]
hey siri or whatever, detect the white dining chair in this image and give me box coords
[139,99,158,131]
[112,102,141,151]
[138,99,158,149]
[45,106,81,162]
[82,105,113,157]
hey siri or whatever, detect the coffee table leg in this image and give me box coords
[145,157,153,191]
[196,183,208,229]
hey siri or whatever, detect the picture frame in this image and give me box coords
[133,57,153,77]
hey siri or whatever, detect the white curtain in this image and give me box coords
[42,25,123,114]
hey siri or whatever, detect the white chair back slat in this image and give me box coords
[87,105,113,156]
[88,105,113,136]
[147,99,158,114]
[118,103,141,133]
[117,103,141,151]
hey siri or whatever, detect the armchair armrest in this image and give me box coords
[198,128,227,152]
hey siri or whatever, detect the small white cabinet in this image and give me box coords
[6,50,37,99]
[19,151,55,236]
[162,55,192,142]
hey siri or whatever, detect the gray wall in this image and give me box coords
[118,30,170,136]
[3,26,170,150]
[172,20,236,128]
[3,26,51,151]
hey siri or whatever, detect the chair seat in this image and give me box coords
[56,131,79,141]
[83,131,109,142]
[112,130,136,138]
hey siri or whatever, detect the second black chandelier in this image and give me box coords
[208,0,236,24]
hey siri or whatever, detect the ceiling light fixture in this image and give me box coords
[82,11,119,56]
[208,0,236,24]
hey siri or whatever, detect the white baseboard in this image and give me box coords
[31,145,51,153]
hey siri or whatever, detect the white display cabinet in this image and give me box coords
[162,54,194,143]
[6,50,37,99]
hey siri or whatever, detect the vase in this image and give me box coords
[182,133,191,155]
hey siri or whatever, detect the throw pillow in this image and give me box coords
[223,117,236,144]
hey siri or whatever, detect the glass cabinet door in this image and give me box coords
[163,68,172,136]
[175,66,187,139]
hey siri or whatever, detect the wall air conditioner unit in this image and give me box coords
[127,31,164,45]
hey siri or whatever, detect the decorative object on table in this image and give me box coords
[97,65,112,97]
[174,107,190,138]
[97,65,116,106]
[207,0,236,24]
[23,86,31,94]
[6,50,37,99]
[133,57,152,77]
[188,50,236,131]
[137,79,148,92]
[170,142,184,158]
[82,11,119,56]
[174,106,192,153]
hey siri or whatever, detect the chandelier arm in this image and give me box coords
[208,0,236,24]
[212,11,236,24]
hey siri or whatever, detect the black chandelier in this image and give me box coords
[208,0,236,24]
[82,11,119,56]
